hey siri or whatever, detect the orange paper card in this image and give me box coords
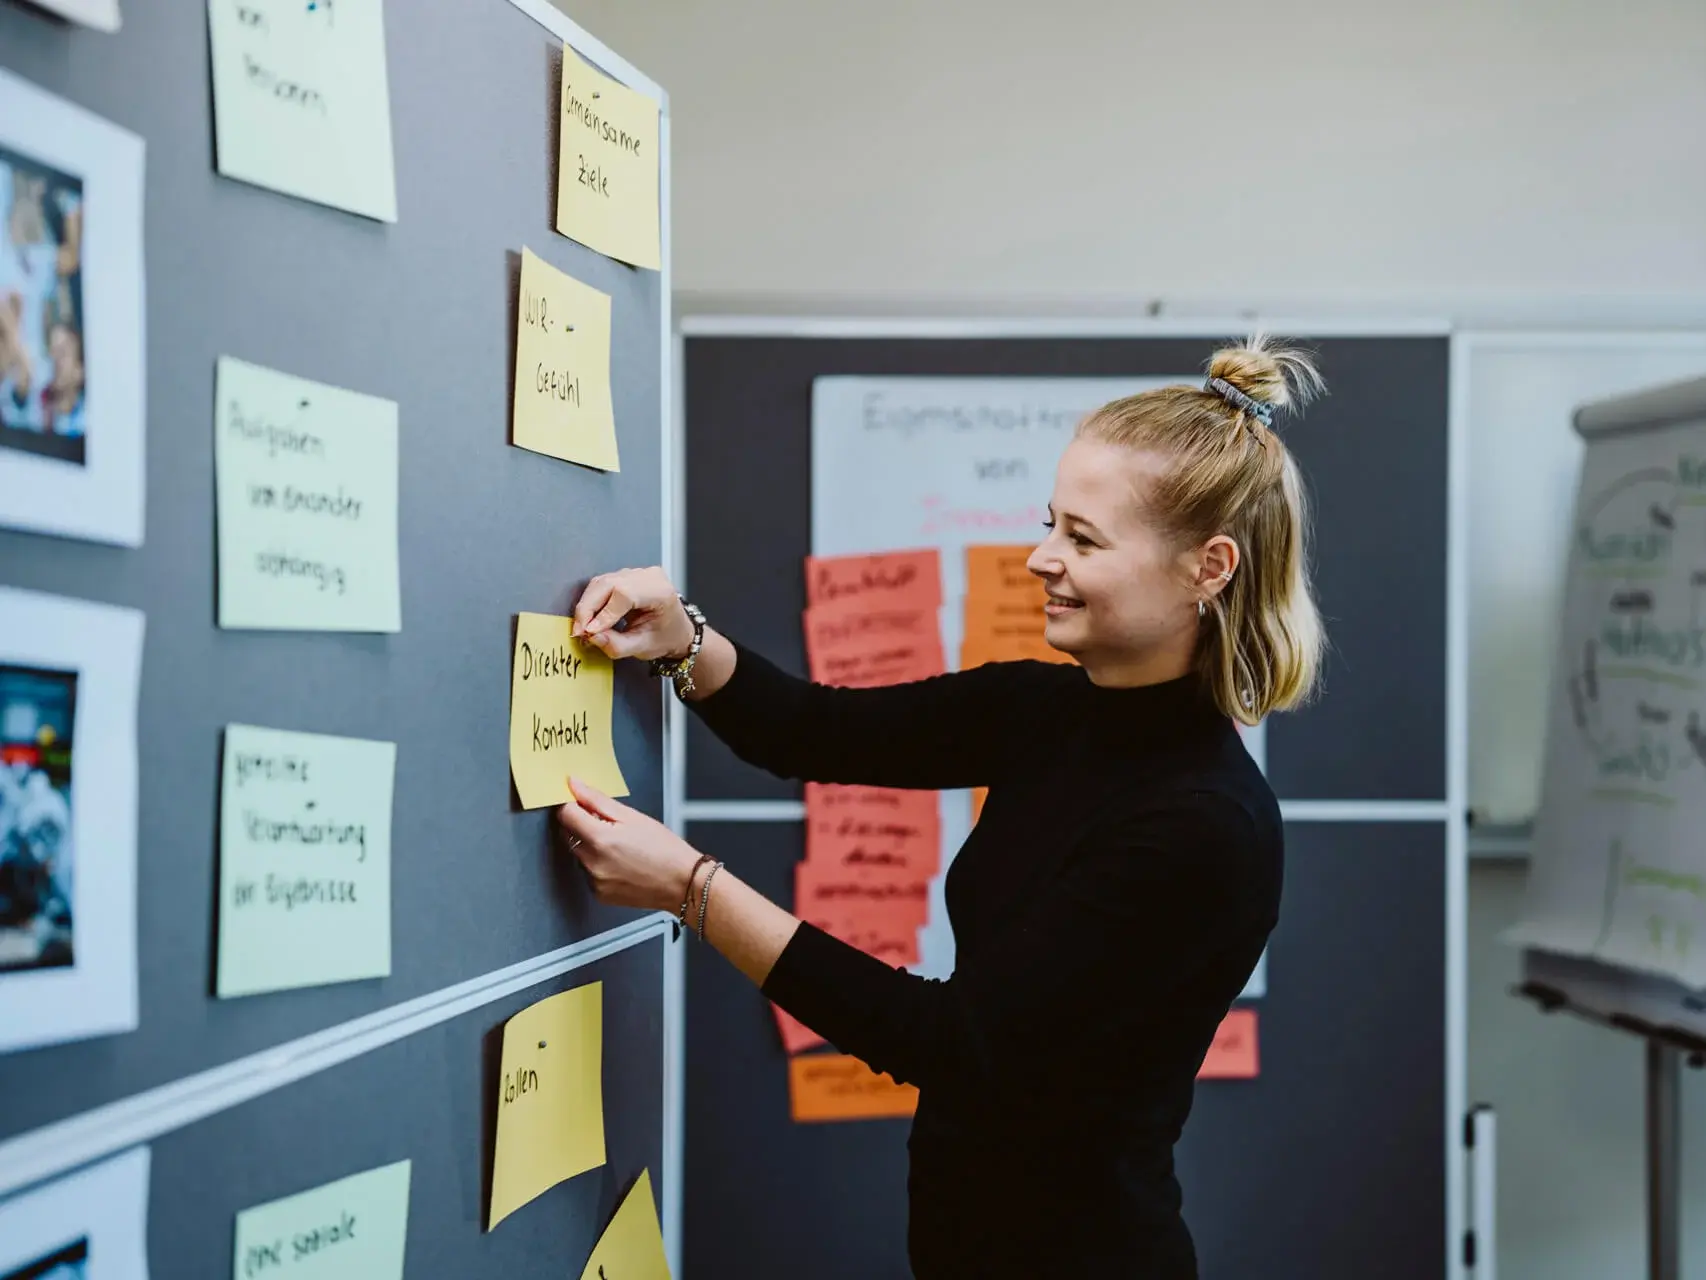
[807,549,943,611]
[971,787,987,823]
[1197,1008,1259,1079]
[965,544,1044,604]
[959,631,1073,669]
[790,1054,919,1122]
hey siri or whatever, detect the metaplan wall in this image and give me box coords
[555,1,1706,1275]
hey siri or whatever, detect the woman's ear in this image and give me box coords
[1195,535,1241,595]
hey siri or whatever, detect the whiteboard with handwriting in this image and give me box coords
[1510,397,1706,987]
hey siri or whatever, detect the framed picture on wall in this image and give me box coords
[0,587,142,1056]
[0,68,144,547]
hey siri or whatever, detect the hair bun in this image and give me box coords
[1207,333,1325,416]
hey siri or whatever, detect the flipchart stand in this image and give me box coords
[1516,949,1706,1280]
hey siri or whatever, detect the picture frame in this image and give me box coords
[0,68,144,547]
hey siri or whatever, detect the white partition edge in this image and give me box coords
[0,914,677,1203]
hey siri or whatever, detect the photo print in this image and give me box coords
[0,69,144,546]
[0,664,77,975]
[0,1149,149,1280]
[0,587,140,1056]
[0,142,87,466]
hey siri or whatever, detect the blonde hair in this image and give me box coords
[1075,334,1327,725]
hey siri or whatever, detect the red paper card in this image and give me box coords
[803,598,945,689]
[1197,1008,1260,1080]
[806,549,943,612]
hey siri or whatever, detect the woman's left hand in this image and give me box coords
[556,778,702,913]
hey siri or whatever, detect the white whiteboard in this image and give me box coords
[1506,377,1706,988]
[1464,334,1706,826]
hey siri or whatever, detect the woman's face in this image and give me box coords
[1026,438,1230,682]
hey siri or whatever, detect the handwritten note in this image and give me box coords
[577,1169,671,1280]
[232,1159,411,1280]
[790,1054,918,1123]
[512,248,618,471]
[806,549,943,612]
[803,596,946,689]
[961,543,1072,668]
[1196,1008,1259,1080]
[509,613,629,808]
[215,356,400,633]
[490,983,607,1229]
[805,784,940,885]
[216,725,395,998]
[206,0,398,221]
[555,48,661,271]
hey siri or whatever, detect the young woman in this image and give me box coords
[556,336,1327,1278]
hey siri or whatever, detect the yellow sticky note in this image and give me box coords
[579,1169,671,1280]
[233,1159,411,1280]
[512,248,619,471]
[215,356,401,633]
[556,48,661,270]
[509,612,629,808]
[489,983,607,1230]
[216,724,396,998]
[206,0,398,221]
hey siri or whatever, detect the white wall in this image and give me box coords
[562,1,1706,1273]
[562,0,1706,324]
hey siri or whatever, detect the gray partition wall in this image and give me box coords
[677,321,1465,1279]
[0,0,680,1273]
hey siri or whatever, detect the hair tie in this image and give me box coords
[1205,376,1275,427]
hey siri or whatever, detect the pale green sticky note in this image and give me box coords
[217,724,396,998]
[215,355,401,633]
[206,0,399,221]
[233,1159,411,1280]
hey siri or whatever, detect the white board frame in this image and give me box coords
[675,313,1467,1280]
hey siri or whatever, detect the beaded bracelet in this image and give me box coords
[677,854,714,932]
[695,861,724,941]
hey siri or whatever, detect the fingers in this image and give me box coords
[554,793,607,845]
[571,574,617,638]
[567,776,628,822]
[586,627,645,660]
[583,586,632,638]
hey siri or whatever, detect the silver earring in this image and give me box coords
[1197,600,1206,619]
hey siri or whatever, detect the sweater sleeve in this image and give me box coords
[689,639,1057,791]
[760,796,1267,1097]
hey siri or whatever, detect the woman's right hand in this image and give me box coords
[572,566,694,662]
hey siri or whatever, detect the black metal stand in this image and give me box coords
[1517,980,1705,1280]
[1648,1039,1681,1280]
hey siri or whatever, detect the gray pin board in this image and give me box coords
[677,323,1456,1278]
[142,934,665,1279]
[681,819,1446,1279]
[0,0,672,1212]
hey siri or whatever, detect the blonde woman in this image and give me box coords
[558,337,1326,1278]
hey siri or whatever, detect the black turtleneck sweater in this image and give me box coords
[691,642,1282,1279]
